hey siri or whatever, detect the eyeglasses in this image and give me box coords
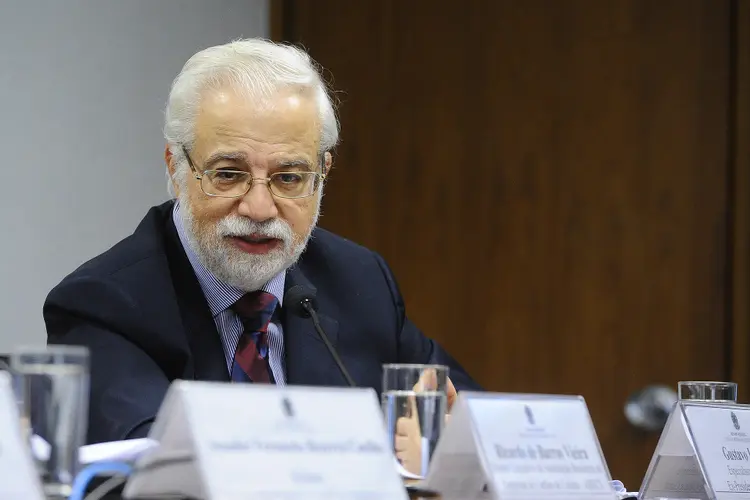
[181,145,326,199]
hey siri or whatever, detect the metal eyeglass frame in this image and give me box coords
[180,145,327,199]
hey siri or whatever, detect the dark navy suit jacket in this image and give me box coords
[43,201,480,444]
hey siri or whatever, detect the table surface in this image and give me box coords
[96,491,437,499]
[91,482,440,499]
[86,478,638,499]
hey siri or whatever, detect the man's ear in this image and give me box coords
[165,145,181,197]
[323,151,333,176]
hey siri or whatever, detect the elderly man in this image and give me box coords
[43,38,480,446]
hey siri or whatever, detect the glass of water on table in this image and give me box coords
[11,345,90,499]
[382,363,448,478]
[678,381,738,402]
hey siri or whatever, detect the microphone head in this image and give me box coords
[285,284,317,317]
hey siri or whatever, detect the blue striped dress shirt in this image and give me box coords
[172,202,287,385]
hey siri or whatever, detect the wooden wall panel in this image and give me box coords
[276,0,736,486]
[730,0,750,390]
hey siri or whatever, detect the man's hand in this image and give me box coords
[412,368,457,412]
[447,376,457,411]
[394,394,422,475]
[393,370,457,475]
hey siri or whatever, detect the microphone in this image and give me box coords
[285,284,356,387]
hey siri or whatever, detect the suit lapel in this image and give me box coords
[283,265,345,386]
[164,210,228,382]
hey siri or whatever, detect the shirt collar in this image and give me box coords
[172,201,286,317]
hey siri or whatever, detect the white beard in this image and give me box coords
[178,192,321,292]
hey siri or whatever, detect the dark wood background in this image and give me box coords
[273,0,750,488]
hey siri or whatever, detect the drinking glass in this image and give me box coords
[678,381,737,403]
[0,356,27,437]
[11,345,90,498]
[382,363,448,478]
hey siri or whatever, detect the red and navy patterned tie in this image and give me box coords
[230,291,278,383]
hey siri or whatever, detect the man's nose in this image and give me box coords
[237,182,279,222]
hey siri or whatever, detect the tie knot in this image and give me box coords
[232,291,278,325]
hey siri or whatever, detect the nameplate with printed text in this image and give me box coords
[124,381,408,500]
[424,392,616,500]
[641,401,750,499]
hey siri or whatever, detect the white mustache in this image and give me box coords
[217,215,293,243]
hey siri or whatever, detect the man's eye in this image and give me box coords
[211,170,244,182]
[276,173,303,184]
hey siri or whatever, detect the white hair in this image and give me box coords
[163,38,339,196]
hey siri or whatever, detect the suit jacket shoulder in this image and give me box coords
[300,227,396,298]
[300,227,403,337]
[44,201,201,382]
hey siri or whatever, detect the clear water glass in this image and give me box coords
[0,357,27,437]
[12,345,90,498]
[382,363,448,477]
[678,381,737,402]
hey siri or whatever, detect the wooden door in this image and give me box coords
[275,0,747,488]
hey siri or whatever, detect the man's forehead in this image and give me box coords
[195,92,320,156]
[198,85,318,121]
[195,87,320,147]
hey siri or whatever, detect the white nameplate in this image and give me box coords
[640,401,750,500]
[0,371,45,499]
[423,392,616,500]
[124,381,408,500]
